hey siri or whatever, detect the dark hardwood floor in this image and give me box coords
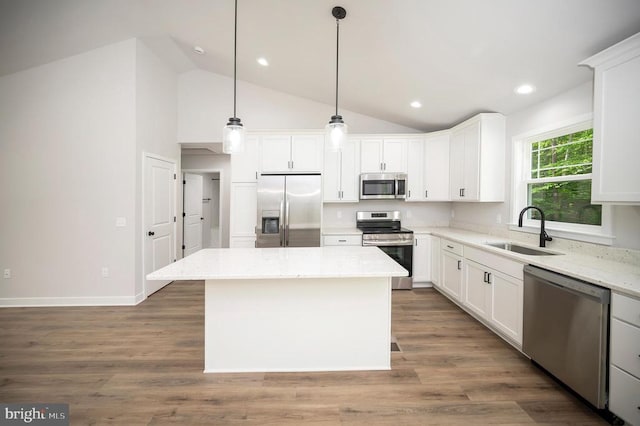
[0,282,607,425]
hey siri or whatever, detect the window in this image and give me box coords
[512,115,612,244]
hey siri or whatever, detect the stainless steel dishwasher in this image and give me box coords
[523,265,610,409]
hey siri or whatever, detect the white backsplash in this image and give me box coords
[323,201,452,228]
[451,220,640,266]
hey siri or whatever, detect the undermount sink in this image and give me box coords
[485,242,562,256]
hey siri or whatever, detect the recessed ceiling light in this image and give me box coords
[257,57,269,66]
[410,101,422,108]
[515,84,535,95]
[193,46,205,55]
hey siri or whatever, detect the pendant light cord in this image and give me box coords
[335,18,340,117]
[233,0,238,119]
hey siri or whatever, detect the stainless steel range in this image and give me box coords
[356,211,413,290]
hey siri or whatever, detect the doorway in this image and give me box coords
[182,171,223,256]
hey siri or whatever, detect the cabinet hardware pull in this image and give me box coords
[148,231,155,236]
[487,273,492,283]
[380,162,383,170]
[338,239,346,242]
[425,190,428,198]
[408,190,411,198]
[457,260,462,270]
[415,239,418,246]
[483,271,488,283]
[447,245,454,249]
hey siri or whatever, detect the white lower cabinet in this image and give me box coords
[430,236,441,286]
[610,292,640,425]
[463,246,524,345]
[412,233,432,283]
[440,239,463,301]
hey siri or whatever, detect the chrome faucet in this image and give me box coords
[518,206,553,248]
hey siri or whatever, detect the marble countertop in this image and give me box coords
[415,227,640,298]
[147,246,408,281]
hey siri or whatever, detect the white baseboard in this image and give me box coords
[0,295,140,307]
[412,282,434,289]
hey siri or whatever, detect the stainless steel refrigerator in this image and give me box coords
[256,174,322,247]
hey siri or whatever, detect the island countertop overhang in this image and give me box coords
[146,246,408,281]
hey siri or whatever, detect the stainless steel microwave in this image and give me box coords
[360,173,407,200]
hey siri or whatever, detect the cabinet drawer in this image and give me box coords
[611,318,640,378]
[441,239,463,256]
[323,235,362,246]
[612,292,640,327]
[609,365,640,426]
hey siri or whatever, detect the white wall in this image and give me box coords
[178,69,419,143]
[135,39,180,297]
[452,82,640,250]
[0,38,179,305]
[0,40,138,304]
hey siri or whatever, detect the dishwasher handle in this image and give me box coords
[523,265,610,304]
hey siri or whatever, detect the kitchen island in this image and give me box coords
[146,246,408,373]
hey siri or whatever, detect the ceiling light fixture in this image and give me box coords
[410,101,422,108]
[222,0,245,154]
[326,6,348,152]
[257,57,269,66]
[515,84,535,95]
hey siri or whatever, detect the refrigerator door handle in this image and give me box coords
[279,200,285,247]
[285,200,290,246]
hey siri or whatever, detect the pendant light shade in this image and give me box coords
[326,6,347,152]
[223,0,245,154]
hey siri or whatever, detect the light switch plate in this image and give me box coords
[3,269,10,279]
[116,217,127,227]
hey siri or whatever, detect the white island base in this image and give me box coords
[146,247,407,373]
[205,277,391,373]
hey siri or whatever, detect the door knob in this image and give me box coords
[148,231,155,236]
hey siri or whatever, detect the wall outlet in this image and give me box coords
[3,269,10,279]
[115,217,127,227]
[101,267,109,278]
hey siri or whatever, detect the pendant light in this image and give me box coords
[326,6,348,152]
[223,0,245,154]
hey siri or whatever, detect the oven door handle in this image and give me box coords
[363,240,413,247]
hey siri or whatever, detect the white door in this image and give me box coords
[183,173,203,257]
[144,155,176,297]
[322,147,341,202]
[291,135,323,171]
[412,234,431,282]
[464,260,491,319]
[360,139,383,172]
[340,138,360,202]
[381,139,407,172]
[424,133,450,201]
[406,139,424,201]
[441,251,463,301]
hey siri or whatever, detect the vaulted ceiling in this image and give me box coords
[2,0,639,131]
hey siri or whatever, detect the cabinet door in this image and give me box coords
[441,251,463,301]
[291,135,323,172]
[412,234,431,282]
[449,129,465,200]
[360,139,384,172]
[462,123,480,200]
[382,139,408,173]
[230,183,257,237]
[490,271,523,344]
[231,135,259,182]
[464,260,491,319]
[430,236,441,286]
[592,54,640,203]
[406,139,425,201]
[323,146,341,202]
[261,135,291,172]
[340,138,360,202]
[424,133,450,201]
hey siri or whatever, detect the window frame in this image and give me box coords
[511,113,613,245]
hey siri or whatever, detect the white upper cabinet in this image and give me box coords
[580,32,640,204]
[323,138,360,202]
[406,138,425,201]
[260,134,323,173]
[360,138,407,173]
[424,132,451,201]
[230,135,259,182]
[449,113,505,202]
